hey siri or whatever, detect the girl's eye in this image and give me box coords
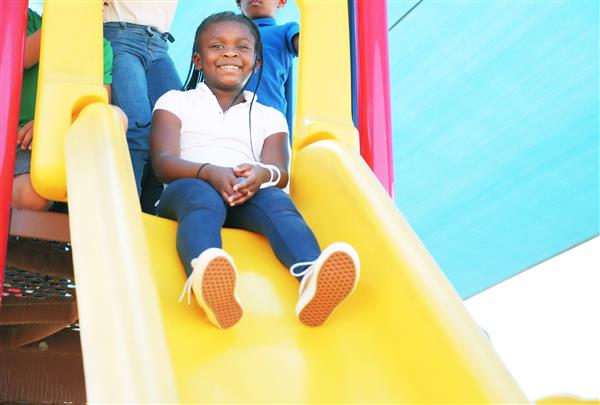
[210,44,223,49]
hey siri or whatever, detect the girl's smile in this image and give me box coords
[218,64,242,72]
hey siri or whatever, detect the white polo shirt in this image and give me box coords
[153,83,289,168]
[103,1,178,34]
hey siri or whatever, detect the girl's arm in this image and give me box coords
[292,33,299,55]
[150,110,194,183]
[150,109,239,201]
[23,30,41,69]
[256,132,290,188]
[105,84,112,104]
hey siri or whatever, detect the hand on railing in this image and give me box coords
[16,120,34,151]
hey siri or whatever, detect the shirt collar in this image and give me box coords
[196,82,258,108]
[253,17,276,27]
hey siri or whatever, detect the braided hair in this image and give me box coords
[182,11,264,160]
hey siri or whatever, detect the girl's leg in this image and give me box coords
[103,25,152,196]
[12,148,50,211]
[156,178,227,276]
[157,178,243,329]
[225,188,321,277]
[139,161,163,215]
[12,174,50,211]
[227,188,359,327]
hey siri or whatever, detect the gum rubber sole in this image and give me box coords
[298,252,357,327]
[201,257,243,329]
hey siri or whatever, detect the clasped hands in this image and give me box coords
[205,163,272,207]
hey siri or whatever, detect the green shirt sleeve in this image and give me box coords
[27,9,42,35]
[103,39,113,85]
[19,9,43,128]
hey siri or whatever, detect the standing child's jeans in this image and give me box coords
[103,22,182,212]
[156,178,321,278]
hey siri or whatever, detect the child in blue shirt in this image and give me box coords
[236,0,299,125]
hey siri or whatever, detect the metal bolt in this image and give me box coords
[38,341,48,352]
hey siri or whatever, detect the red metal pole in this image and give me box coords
[355,0,394,196]
[0,1,28,300]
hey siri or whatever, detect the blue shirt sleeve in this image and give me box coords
[284,22,300,57]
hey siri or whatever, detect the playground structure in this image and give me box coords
[1,0,530,403]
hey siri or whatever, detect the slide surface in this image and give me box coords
[142,140,525,403]
[32,1,527,403]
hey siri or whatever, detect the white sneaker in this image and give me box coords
[179,248,243,329]
[292,242,360,327]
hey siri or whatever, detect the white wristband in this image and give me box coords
[257,162,281,189]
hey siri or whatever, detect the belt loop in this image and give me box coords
[118,21,127,30]
[163,32,175,43]
[146,25,155,36]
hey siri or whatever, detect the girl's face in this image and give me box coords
[193,21,258,93]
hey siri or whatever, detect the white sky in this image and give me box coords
[29,0,42,13]
[465,237,600,401]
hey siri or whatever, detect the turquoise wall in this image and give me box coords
[388,0,599,297]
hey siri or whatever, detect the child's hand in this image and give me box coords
[17,120,34,150]
[204,165,238,204]
[229,163,271,206]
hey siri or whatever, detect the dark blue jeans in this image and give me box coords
[156,178,321,278]
[103,22,182,211]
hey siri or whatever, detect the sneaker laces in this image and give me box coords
[289,261,316,278]
[179,273,195,304]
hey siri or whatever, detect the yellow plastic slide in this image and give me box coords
[31,1,527,403]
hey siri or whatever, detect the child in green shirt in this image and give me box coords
[12,8,123,211]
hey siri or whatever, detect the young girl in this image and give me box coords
[150,12,359,329]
